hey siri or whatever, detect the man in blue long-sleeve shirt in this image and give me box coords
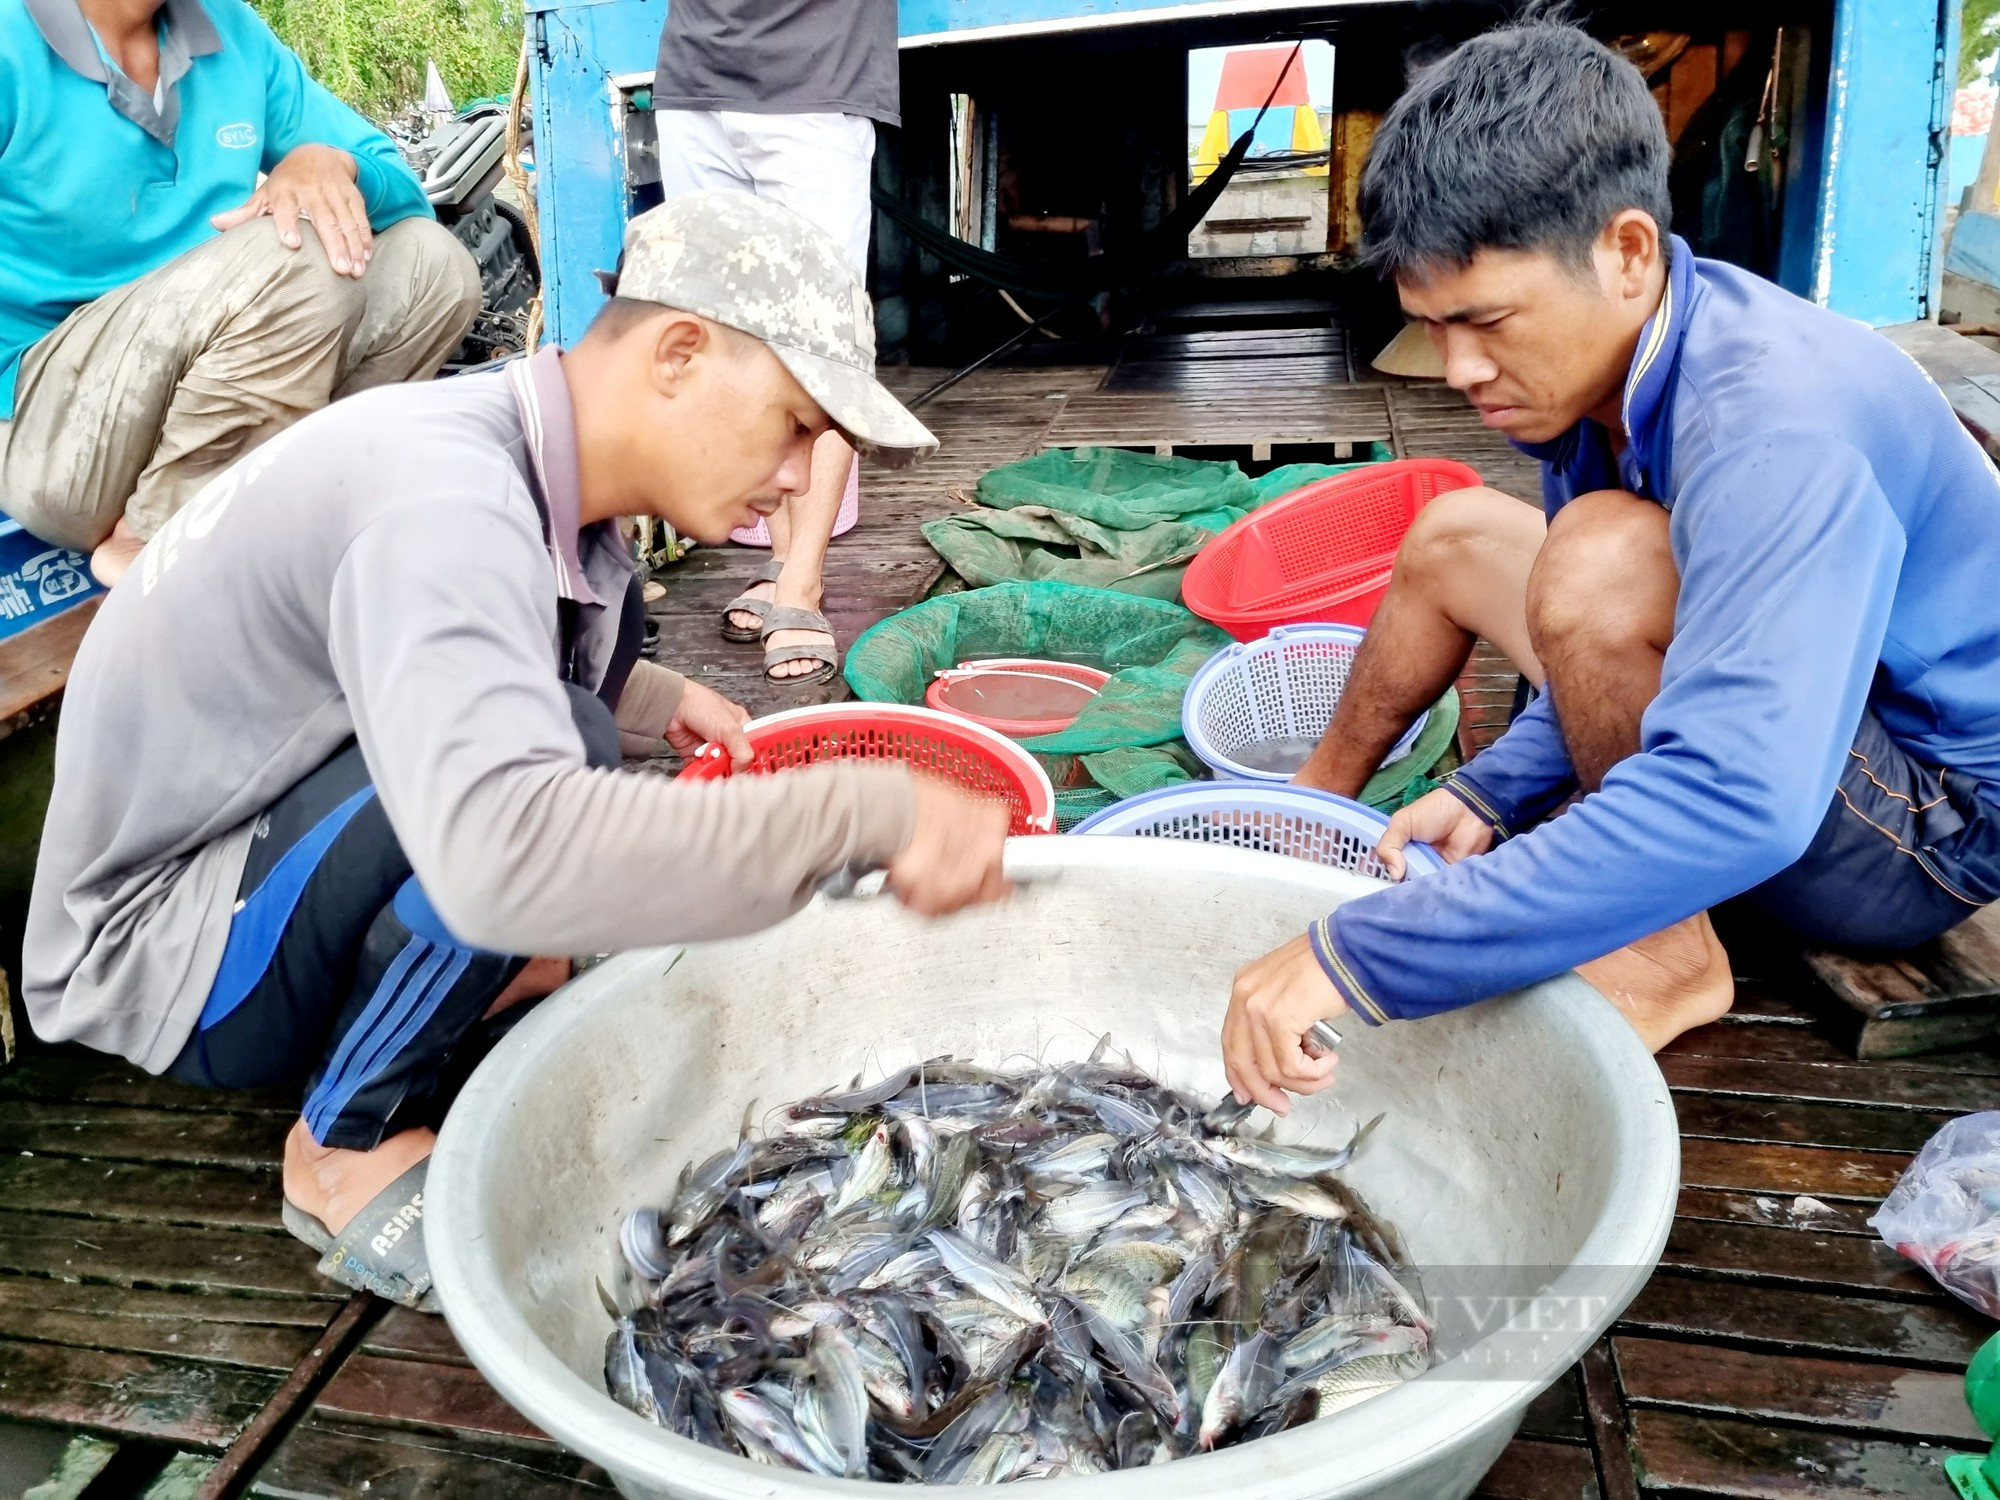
[0,0,480,583]
[1224,21,2000,1109]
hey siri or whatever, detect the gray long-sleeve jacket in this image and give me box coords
[23,370,914,1073]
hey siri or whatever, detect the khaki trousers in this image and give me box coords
[0,215,480,549]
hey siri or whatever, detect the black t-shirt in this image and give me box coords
[653,0,900,127]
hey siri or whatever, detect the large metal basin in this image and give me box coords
[428,836,1678,1500]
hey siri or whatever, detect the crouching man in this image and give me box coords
[0,0,481,582]
[24,192,1011,1309]
[1225,22,2000,1107]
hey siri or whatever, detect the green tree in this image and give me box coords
[1966,0,2000,86]
[249,0,521,124]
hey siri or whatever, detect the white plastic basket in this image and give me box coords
[1069,784,1444,879]
[1182,623,1428,783]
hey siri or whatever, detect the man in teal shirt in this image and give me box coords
[0,0,480,582]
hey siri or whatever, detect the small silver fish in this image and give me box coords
[720,1386,817,1469]
[929,1229,1049,1327]
[828,1122,897,1216]
[1238,1174,1351,1221]
[961,1429,1038,1484]
[807,1326,871,1477]
[1198,1329,1282,1448]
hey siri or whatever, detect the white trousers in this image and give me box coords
[654,109,877,276]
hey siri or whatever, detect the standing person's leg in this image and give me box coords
[1522,490,1732,1047]
[719,111,876,683]
[1294,487,1547,796]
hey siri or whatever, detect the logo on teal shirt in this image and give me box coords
[216,123,258,149]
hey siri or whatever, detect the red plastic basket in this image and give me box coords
[676,703,1058,834]
[1184,458,1482,640]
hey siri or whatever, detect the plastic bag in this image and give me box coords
[1869,1110,2000,1318]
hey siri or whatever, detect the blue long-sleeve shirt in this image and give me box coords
[1313,240,2000,1024]
[0,0,431,419]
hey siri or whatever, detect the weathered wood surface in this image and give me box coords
[0,595,100,727]
[1042,386,1394,458]
[1801,902,2000,1057]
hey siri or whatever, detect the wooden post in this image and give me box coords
[1325,109,1380,256]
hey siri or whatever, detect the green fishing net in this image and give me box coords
[844,582,1227,826]
[843,579,1458,829]
[921,446,1393,601]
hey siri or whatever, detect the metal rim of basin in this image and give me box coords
[427,836,1679,1498]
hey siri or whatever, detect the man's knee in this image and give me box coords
[1393,485,1536,588]
[1527,490,1676,653]
[374,218,482,339]
[226,217,371,334]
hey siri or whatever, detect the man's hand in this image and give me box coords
[1377,786,1495,878]
[1222,932,1346,1115]
[886,777,1010,916]
[211,144,371,278]
[665,680,752,768]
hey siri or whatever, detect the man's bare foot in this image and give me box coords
[1577,910,1734,1051]
[89,519,145,587]
[284,1119,434,1235]
[485,954,572,1018]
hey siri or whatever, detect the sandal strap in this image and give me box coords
[763,643,839,669]
[759,605,834,638]
[311,1159,438,1310]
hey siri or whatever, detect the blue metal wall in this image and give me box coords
[1805,0,1956,325]
[526,0,664,346]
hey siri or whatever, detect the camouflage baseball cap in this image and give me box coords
[614,190,937,467]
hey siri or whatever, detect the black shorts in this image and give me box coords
[1744,710,2000,950]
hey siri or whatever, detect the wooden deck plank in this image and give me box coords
[1618,1274,1992,1367]
[0,1049,297,1115]
[1664,1023,2000,1072]
[1660,1053,1999,1113]
[316,1354,549,1444]
[0,1279,319,1371]
[1042,386,1394,451]
[0,1099,290,1169]
[1627,1407,1981,1497]
[0,1153,281,1231]
[1676,1139,1908,1202]
[250,1416,615,1498]
[0,1208,334,1300]
[0,597,100,726]
[0,1336,280,1449]
[1613,1336,1984,1443]
[1675,1188,1878,1238]
[1661,1217,1940,1298]
[1475,1437,1602,1500]
[1668,1093,1959,1154]
[360,1305,472,1367]
[1801,903,2000,1058]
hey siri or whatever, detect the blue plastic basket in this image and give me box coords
[1182,623,1428,783]
[1070,784,1445,878]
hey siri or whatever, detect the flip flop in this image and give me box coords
[282,1159,441,1313]
[720,559,787,643]
[760,604,839,686]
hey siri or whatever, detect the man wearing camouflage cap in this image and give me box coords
[23,190,1008,1311]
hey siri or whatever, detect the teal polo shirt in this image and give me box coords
[0,0,433,419]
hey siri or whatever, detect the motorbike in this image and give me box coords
[397,101,541,372]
